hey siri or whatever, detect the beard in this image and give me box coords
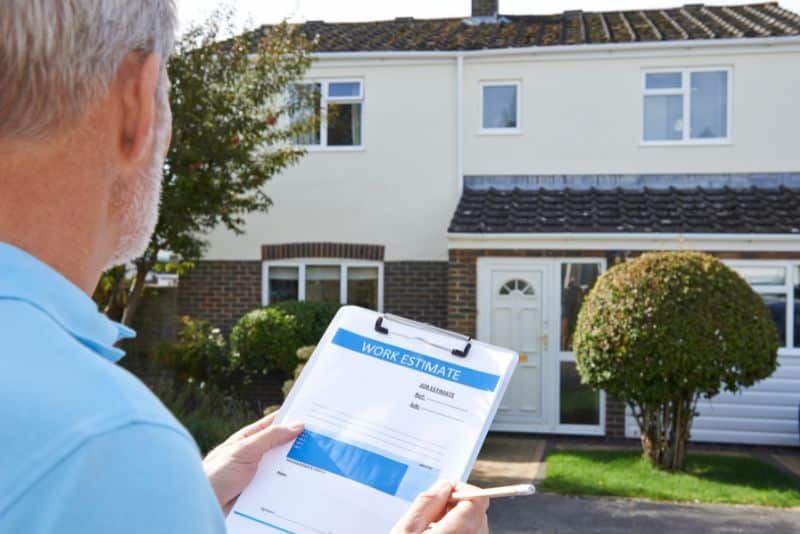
[105,95,171,270]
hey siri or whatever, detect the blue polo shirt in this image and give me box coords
[0,243,225,533]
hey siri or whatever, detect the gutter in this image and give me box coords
[311,35,800,60]
[446,232,800,252]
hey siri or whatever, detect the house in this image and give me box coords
[178,1,800,446]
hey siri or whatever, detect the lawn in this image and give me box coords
[539,449,800,508]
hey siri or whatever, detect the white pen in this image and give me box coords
[451,483,536,501]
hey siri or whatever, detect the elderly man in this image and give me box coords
[0,1,488,533]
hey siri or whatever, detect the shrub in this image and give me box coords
[150,379,261,454]
[271,300,340,345]
[230,307,299,375]
[154,316,232,391]
[573,252,779,471]
[282,345,315,398]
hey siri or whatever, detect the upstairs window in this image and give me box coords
[291,80,363,148]
[481,82,520,133]
[642,68,730,143]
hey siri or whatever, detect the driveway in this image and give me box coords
[488,493,800,533]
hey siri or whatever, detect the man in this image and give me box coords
[0,1,488,533]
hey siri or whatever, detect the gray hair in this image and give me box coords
[0,0,177,139]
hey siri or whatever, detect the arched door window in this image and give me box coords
[498,278,535,296]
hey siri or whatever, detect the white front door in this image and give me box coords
[483,265,551,430]
[478,258,606,435]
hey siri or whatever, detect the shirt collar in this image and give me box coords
[0,242,135,362]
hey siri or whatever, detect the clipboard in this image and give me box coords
[227,305,518,534]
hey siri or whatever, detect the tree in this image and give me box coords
[96,9,316,325]
[573,252,779,471]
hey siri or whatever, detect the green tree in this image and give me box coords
[573,252,779,471]
[96,9,316,324]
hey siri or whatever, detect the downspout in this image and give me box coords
[456,53,464,195]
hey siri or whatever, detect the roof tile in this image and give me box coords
[259,2,800,53]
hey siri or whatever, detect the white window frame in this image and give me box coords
[293,79,365,151]
[641,66,733,146]
[479,80,522,135]
[724,259,799,354]
[262,258,383,310]
[555,258,607,435]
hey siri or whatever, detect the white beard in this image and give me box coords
[105,102,171,270]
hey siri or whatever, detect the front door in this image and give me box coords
[478,258,606,434]
[484,266,550,430]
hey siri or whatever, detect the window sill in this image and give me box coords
[478,128,523,136]
[299,145,365,152]
[639,138,732,147]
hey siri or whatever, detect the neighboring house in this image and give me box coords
[179,1,800,446]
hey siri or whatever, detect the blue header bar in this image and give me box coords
[331,328,499,392]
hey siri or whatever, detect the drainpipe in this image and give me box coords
[456,53,464,195]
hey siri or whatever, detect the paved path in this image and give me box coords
[488,493,800,533]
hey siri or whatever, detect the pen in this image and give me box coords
[450,483,536,501]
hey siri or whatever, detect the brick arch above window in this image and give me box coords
[261,242,384,261]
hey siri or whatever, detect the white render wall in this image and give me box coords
[202,60,459,261]
[202,42,800,262]
[462,46,800,175]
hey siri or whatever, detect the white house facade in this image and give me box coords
[180,1,800,446]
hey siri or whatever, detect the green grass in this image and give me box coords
[539,449,800,508]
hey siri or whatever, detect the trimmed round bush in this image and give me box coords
[271,300,340,346]
[573,252,779,470]
[230,307,299,375]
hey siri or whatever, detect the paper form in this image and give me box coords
[227,306,517,534]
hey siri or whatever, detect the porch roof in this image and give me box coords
[448,174,800,234]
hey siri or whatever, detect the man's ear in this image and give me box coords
[117,51,163,163]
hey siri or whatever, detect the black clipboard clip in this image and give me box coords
[374,314,472,358]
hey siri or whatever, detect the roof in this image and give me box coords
[266,3,800,53]
[448,175,800,234]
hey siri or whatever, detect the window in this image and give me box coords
[729,262,800,349]
[291,80,363,148]
[481,82,519,132]
[347,267,379,309]
[268,266,299,304]
[642,68,730,143]
[264,261,382,310]
[305,266,341,303]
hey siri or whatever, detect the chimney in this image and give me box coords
[472,0,498,18]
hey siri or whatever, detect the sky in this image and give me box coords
[177,0,800,33]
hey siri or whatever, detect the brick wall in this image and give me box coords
[177,260,262,333]
[384,261,448,328]
[262,242,384,261]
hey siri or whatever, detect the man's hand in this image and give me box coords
[203,412,303,515]
[392,481,489,534]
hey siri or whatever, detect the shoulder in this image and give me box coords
[1,423,225,533]
[0,300,196,516]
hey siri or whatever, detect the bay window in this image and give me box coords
[263,260,382,310]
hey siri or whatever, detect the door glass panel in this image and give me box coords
[269,266,299,303]
[560,361,600,425]
[347,267,378,310]
[560,263,600,351]
[761,293,787,347]
[306,266,341,303]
